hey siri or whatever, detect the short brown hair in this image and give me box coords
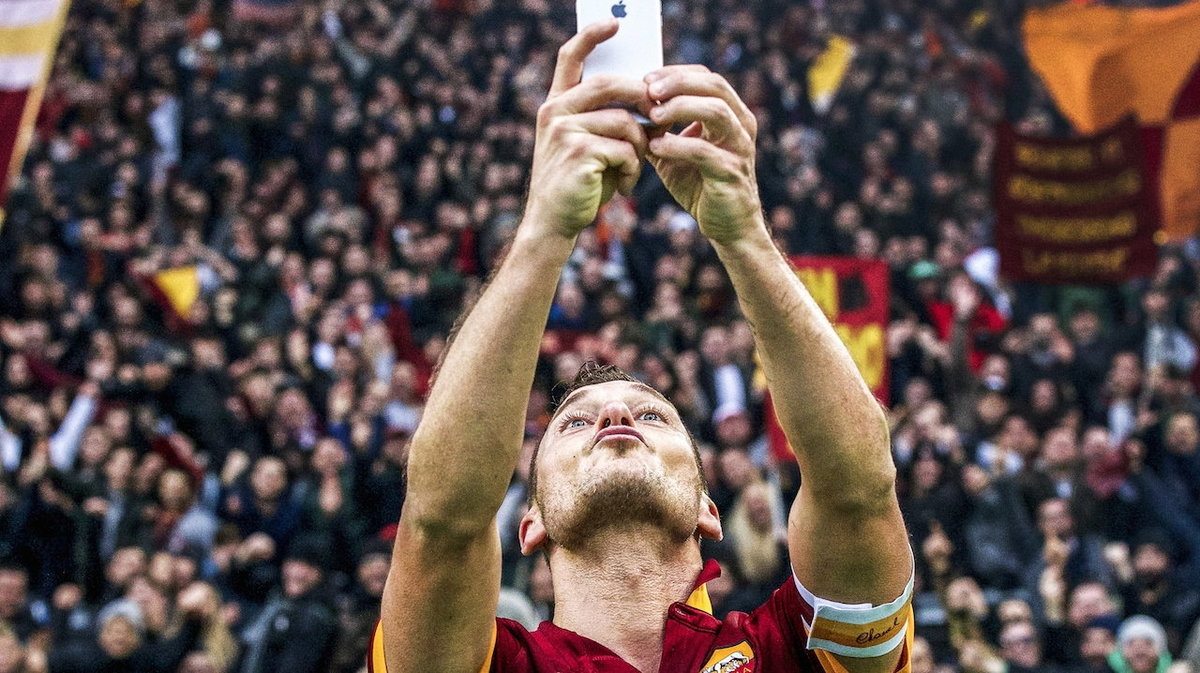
[528,362,704,504]
[549,361,642,415]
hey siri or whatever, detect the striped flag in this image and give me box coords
[0,0,71,228]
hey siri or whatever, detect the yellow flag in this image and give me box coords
[153,267,200,319]
[808,35,855,115]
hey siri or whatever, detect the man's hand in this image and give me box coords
[526,19,651,239]
[644,66,762,244]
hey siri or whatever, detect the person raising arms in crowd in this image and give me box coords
[374,20,912,673]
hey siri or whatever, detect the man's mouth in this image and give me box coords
[591,426,646,450]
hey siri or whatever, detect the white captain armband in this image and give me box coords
[795,572,914,659]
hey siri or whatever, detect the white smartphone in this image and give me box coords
[577,0,663,81]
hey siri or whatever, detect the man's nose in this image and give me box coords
[596,401,634,429]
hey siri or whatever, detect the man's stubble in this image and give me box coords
[539,460,702,553]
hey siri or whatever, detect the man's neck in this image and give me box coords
[550,527,704,673]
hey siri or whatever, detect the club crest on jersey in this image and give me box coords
[699,643,755,673]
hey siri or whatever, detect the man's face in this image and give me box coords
[1143,291,1168,320]
[282,560,321,599]
[1122,638,1160,673]
[1068,584,1114,628]
[158,470,193,511]
[251,458,287,502]
[1041,429,1078,469]
[1038,499,1074,539]
[1080,627,1115,662]
[524,381,717,552]
[1133,544,1170,584]
[99,617,140,659]
[1166,414,1199,455]
[1000,622,1041,668]
[106,548,146,588]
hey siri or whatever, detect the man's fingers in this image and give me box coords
[589,136,644,194]
[648,133,743,181]
[550,19,620,97]
[644,64,711,84]
[648,95,749,148]
[644,71,756,139]
[558,109,650,159]
[543,75,650,117]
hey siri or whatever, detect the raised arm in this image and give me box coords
[379,20,651,673]
[645,66,911,673]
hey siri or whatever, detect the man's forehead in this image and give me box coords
[550,380,673,419]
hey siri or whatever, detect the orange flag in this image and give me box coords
[1023,2,1200,241]
[0,0,72,228]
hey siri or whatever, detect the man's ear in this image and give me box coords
[697,494,722,541]
[519,505,548,555]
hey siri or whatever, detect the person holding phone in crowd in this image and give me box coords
[372,20,913,673]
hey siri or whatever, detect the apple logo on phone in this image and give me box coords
[611,0,626,18]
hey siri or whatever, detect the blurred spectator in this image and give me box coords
[997,620,1054,673]
[1112,616,1173,673]
[43,586,210,673]
[236,536,337,673]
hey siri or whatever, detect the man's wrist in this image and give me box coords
[510,218,577,269]
[709,223,776,263]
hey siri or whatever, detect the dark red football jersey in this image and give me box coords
[370,560,912,673]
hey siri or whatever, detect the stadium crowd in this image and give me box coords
[1,0,1199,671]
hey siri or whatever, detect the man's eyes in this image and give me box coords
[558,406,671,431]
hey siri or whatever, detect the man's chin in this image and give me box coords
[543,468,698,551]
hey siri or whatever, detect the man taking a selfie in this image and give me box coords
[371,20,913,673]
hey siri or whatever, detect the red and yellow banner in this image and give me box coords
[0,0,72,228]
[768,257,889,463]
[993,117,1157,284]
[1023,1,1200,241]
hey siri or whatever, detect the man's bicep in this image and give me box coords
[378,517,502,673]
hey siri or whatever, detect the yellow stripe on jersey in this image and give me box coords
[684,583,712,614]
